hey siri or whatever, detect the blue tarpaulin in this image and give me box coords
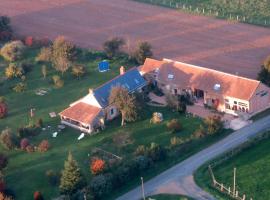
[98,60,110,72]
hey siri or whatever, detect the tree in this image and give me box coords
[0,40,25,62]
[59,152,84,195]
[0,97,7,119]
[51,36,75,74]
[0,154,8,171]
[36,47,52,63]
[41,65,47,79]
[0,128,17,150]
[91,158,105,175]
[166,119,182,133]
[38,140,50,152]
[33,191,44,200]
[0,16,12,41]
[5,63,24,79]
[109,86,138,126]
[71,65,85,79]
[103,37,125,59]
[133,41,153,64]
[20,138,29,150]
[90,174,113,198]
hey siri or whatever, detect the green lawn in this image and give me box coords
[147,194,194,200]
[0,47,231,199]
[195,135,270,200]
[134,0,270,27]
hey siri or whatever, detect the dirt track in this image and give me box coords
[1,0,270,78]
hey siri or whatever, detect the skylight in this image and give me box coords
[168,74,174,79]
[214,84,221,91]
[134,79,139,84]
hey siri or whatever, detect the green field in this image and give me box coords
[134,0,270,27]
[195,135,270,200]
[147,194,194,200]
[0,47,231,199]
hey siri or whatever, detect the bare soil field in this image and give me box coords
[1,0,270,78]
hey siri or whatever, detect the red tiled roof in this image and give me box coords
[139,58,164,74]
[59,102,101,125]
[140,58,261,100]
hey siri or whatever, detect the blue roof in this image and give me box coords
[93,68,146,108]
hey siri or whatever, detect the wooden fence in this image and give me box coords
[134,0,270,27]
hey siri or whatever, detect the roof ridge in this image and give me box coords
[163,58,260,84]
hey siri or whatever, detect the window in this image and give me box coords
[134,79,139,84]
[110,108,114,115]
[234,101,237,104]
[168,74,174,79]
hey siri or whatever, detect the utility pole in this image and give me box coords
[141,177,146,200]
[233,167,236,197]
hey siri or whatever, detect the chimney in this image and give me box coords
[120,66,125,75]
[89,88,93,94]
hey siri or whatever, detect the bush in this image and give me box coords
[20,62,33,73]
[0,40,25,61]
[146,143,166,162]
[0,16,13,42]
[90,174,113,198]
[33,191,44,200]
[134,145,146,156]
[12,82,26,93]
[90,158,106,175]
[0,154,8,170]
[46,170,59,186]
[170,136,184,147]
[35,47,52,63]
[0,128,17,150]
[36,118,43,128]
[38,140,50,152]
[25,145,34,153]
[52,75,64,88]
[193,125,206,139]
[167,119,182,133]
[20,138,29,150]
[5,63,24,79]
[204,115,223,135]
[133,155,152,171]
[133,41,153,64]
[150,112,163,124]
[17,126,39,138]
[72,65,86,79]
[0,100,8,119]
[103,37,125,59]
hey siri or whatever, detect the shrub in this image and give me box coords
[36,118,43,128]
[91,158,106,175]
[0,40,25,61]
[103,37,125,59]
[36,47,52,62]
[0,128,17,150]
[24,36,34,47]
[25,145,34,153]
[52,75,64,88]
[71,65,85,79]
[193,125,206,139]
[134,145,146,156]
[90,174,113,198]
[0,192,14,200]
[0,154,8,170]
[46,170,59,186]
[133,41,153,64]
[0,100,8,119]
[12,82,26,93]
[204,115,223,135]
[17,126,38,138]
[170,136,184,147]
[5,63,24,79]
[133,155,152,171]
[20,62,33,73]
[20,138,29,150]
[0,16,13,42]
[33,191,44,200]
[167,119,182,133]
[38,140,50,152]
[146,143,166,162]
[150,112,163,124]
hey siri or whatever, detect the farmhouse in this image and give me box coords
[59,67,146,133]
[139,58,270,116]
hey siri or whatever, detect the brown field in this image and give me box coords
[1,0,270,78]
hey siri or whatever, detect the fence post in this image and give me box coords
[236,191,239,198]
[203,8,205,14]
[221,183,224,191]
[228,186,231,195]
[243,194,246,200]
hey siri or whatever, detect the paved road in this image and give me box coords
[117,115,270,200]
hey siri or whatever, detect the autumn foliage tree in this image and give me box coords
[0,40,25,62]
[38,140,50,152]
[109,86,138,126]
[91,158,105,175]
[33,191,44,200]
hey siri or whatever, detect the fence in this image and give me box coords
[134,0,270,27]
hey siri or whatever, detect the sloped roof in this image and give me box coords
[139,58,164,74]
[140,58,261,101]
[59,102,101,125]
[93,67,146,107]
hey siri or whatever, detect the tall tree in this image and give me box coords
[51,36,75,74]
[59,152,84,195]
[0,16,12,41]
[133,41,153,64]
[109,86,138,126]
[103,37,125,59]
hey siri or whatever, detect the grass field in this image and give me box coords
[135,0,270,27]
[0,47,232,199]
[195,134,270,200]
[147,194,194,200]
